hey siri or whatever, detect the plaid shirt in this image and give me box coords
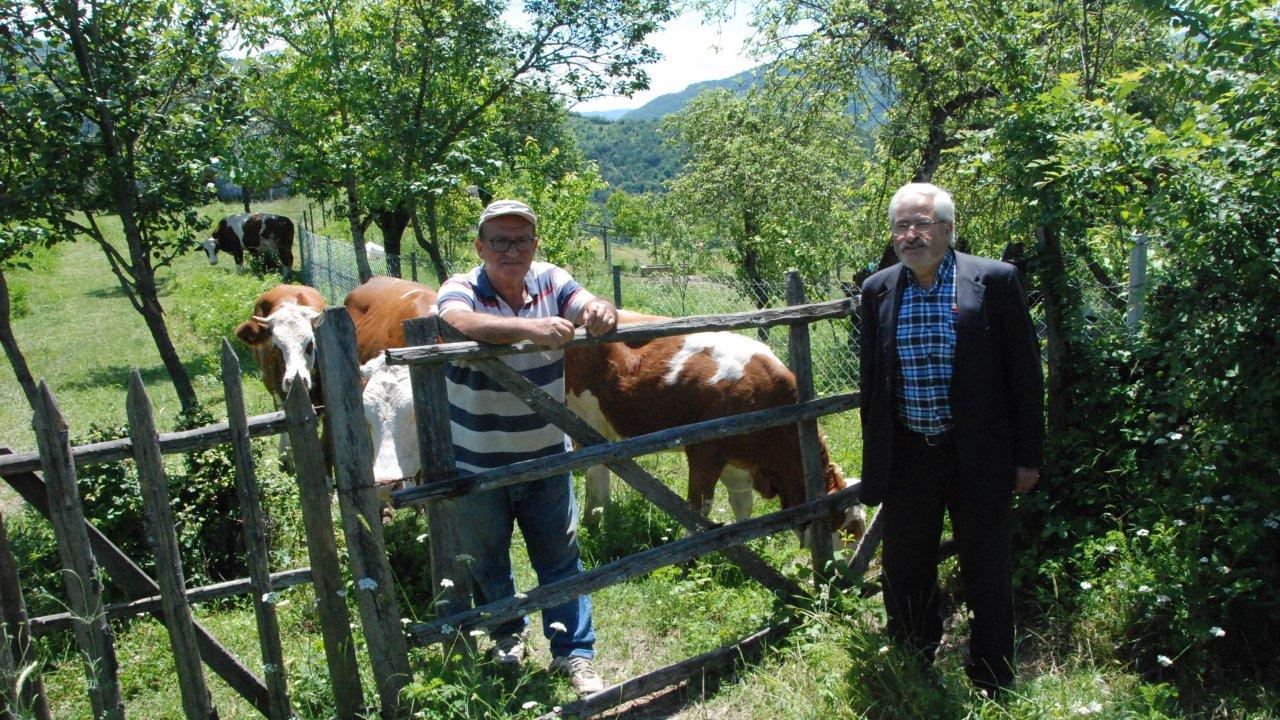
[895,249,957,435]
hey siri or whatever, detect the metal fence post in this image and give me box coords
[1125,232,1148,329]
[612,265,623,309]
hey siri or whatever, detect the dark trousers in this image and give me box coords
[880,424,1015,688]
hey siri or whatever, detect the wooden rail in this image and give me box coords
[393,393,861,505]
[0,409,296,477]
[385,298,855,366]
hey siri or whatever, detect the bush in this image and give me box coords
[168,267,278,353]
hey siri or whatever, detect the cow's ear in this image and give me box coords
[301,306,325,328]
[235,320,271,346]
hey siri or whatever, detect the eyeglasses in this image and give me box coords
[486,236,536,253]
[891,219,947,235]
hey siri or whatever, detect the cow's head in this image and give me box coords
[798,455,868,556]
[201,237,219,265]
[234,302,324,396]
[360,354,421,495]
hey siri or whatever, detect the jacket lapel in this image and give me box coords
[878,266,907,383]
[953,252,986,365]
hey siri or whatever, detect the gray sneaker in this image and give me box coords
[489,633,526,667]
[550,655,605,696]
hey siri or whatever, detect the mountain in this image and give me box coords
[576,108,631,121]
[566,115,679,197]
[621,65,767,121]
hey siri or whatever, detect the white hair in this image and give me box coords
[888,182,956,243]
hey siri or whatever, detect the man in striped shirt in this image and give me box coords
[437,199,616,696]
[858,183,1044,697]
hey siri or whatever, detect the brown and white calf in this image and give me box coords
[565,329,867,548]
[342,275,438,497]
[234,284,327,461]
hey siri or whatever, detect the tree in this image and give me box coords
[0,0,238,411]
[251,0,673,282]
[606,190,713,314]
[664,90,862,308]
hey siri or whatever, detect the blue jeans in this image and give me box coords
[453,472,595,659]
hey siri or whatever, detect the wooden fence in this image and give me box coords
[0,270,880,719]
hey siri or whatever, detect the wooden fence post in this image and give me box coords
[125,373,217,719]
[611,265,622,309]
[785,271,834,578]
[221,343,292,720]
[282,382,365,719]
[315,308,411,718]
[31,381,124,719]
[0,512,51,720]
[402,318,472,629]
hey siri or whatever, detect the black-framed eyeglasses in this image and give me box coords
[891,219,947,235]
[487,236,536,253]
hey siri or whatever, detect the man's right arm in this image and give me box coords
[441,308,576,348]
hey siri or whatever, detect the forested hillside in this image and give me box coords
[566,114,681,195]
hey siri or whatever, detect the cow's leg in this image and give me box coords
[719,464,755,522]
[583,465,611,528]
[272,393,295,472]
[684,444,727,521]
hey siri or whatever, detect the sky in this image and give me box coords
[571,11,761,113]
[496,5,762,114]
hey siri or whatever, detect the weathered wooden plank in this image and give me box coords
[409,483,863,647]
[537,622,796,720]
[786,271,834,577]
[29,568,313,633]
[393,393,862,506]
[386,298,855,366]
[222,343,293,720]
[0,411,293,477]
[283,381,364,719]
[402,318,472,620]
[0,512,51,720]
[316,307,411,718]
[0,447,273,715]
[32,382,124,719]
[847,511,883,581]
[127,373,218,719]
[462,354,804,602]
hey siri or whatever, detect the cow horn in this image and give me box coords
[251,314,271,326]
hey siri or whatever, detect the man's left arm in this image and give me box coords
[998,267,1045,492]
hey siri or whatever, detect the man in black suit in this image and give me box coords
[858,182,1044,695]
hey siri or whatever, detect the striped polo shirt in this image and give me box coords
[436,262,596,472]
[895,249,957,435]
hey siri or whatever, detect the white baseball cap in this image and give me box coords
[478,199,537,234]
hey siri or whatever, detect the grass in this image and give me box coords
[5,201,1277,719]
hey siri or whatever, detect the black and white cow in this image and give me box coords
[201,213,295,280]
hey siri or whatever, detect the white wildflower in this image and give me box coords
[416,533,428,543]
[1138,585,1152,593]
[1104,544,1118,553]
[1210,626,1226,637]
[1156,654,1173,667]
[469,629,486,637]
[878,645,891,655]
[1156,595,1171,604]
[440,578,455,589]
[549,621,567,634]
[522,701,539,710]
[1219,565,1231,574]
[1135,528,1150,537]
[1199,556,1209,563]
[357,577,378,591]
[1221,494,1232,502]
[1080,581,1093,590]
[1169,432,1183,440]
[1201,496,1214,504]
[1173,519,1186,527]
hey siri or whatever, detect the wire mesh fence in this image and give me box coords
[297,229,445,305]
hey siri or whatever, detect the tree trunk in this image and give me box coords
[740,210,771,342]
[412,198,450,283]
[1035,224,1071,437]
[373,205,410,278]
[137,273,199,413]
[241,186,252,214]
[0,269,39,410]
[344,173,373,283]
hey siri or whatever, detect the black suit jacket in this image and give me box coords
[858,251,1044,506]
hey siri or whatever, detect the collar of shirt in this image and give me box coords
[475,266,538,309]
[904,248,956,296]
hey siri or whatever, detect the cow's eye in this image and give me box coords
[304,340,315,356]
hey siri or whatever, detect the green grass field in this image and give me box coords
[1,201,1268,719]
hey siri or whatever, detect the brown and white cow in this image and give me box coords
[342,275,438,495]
[202,213,296,281]
[565,328,867,549]
[234,284,327,461]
